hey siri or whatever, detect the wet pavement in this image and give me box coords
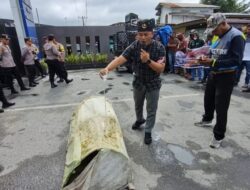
[0,69,250,190]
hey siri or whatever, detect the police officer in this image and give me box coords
[0,34,30,94]
[44,34,73,88]
[53,39,73,83]
[195,13,245,148]
[31,43,46,78]
[22,37,38,87]
[100,19,166,145]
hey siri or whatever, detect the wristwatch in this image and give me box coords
[146,59,151,65]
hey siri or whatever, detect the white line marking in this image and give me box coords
[5,93,201,112]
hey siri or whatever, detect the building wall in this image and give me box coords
[36,24,125,59]
[159,7,214,25]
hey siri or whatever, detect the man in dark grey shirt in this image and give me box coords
[100,19,166,145]
[195,13,245,149]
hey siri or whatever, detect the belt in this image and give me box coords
[211,70,235,75]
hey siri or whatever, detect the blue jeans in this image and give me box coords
[133,86,160,133]
[168,50,175,73]
[190,67,203,80]
[244,61,250,85]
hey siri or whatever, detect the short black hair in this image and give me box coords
[48,34,55,41]
[24,37,31,43]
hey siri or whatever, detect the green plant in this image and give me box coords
[65,53,108,64]
[40,59,48,72]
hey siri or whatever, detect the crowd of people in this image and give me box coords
[0,12,248,149]
[163,22,250,92]
[0,33,73,113]
[100,13,247,149]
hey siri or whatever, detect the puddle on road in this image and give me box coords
[162,79,184,84]
[99,88,112,95]
[123,82,130,86]
[107,78,114,80]
[77,91,86,95]
[18,93,39,97]
[189,85,204,90]
[108,84,114,87]
[168,144,195,165]
[0,165,4,173]
[116,74,123,77]
[81,78,90,81]
[173,79,184,84]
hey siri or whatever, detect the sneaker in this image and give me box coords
[57,79,64,83]
[66,79,73,84]
[11,90,19,94]
[21,87,30,91]
[241,88,250,93]
[29,83,36,87]
[144,132,152,145]
[210,137,223,149]
[2,102,15,109]
[51,83,58,88]
[132,119,146,130]
[194,120,212,127]
[241,84,248,89]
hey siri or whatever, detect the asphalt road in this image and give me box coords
[0,69,250,190]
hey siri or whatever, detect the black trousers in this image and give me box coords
[25,65,36,85]
[46,59,67,84]
[203,72,235,140]
[58,61,68,79]
[0,85,8,104]
[0,67,25,91]
[34,59,44,76]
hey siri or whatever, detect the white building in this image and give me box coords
[155,3,220,25]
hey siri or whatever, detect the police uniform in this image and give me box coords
[31,44,45,77]
[44,34,72,88]
[0,34,30,93]
[22,38,37,87]
[54,41,71,82]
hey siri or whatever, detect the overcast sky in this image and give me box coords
[1,0,199,26]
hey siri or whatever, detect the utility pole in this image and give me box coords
[36,8,40,26]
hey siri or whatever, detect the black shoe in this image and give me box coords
[51,83,58,88]
[29,83,36,87]
[33,81,39,85]
[132,119,146,130]
[57,79,64,83]
[66,79,73,84]
[41,75,46,78]
[11,90,19,94]
[0,109,4,113]
[242,88,250,93]
[21,87,30,91]
[144,132,152,145]
[2,102,15,109]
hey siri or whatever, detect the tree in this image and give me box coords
[200,0,250,12]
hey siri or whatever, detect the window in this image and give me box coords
[65,36,72,55]
[95,36,100,53]
[76,36,81,54]
[165,14,168,24]
[85,36,90,54]
[109,36,114,54]
[65,36,71,44]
